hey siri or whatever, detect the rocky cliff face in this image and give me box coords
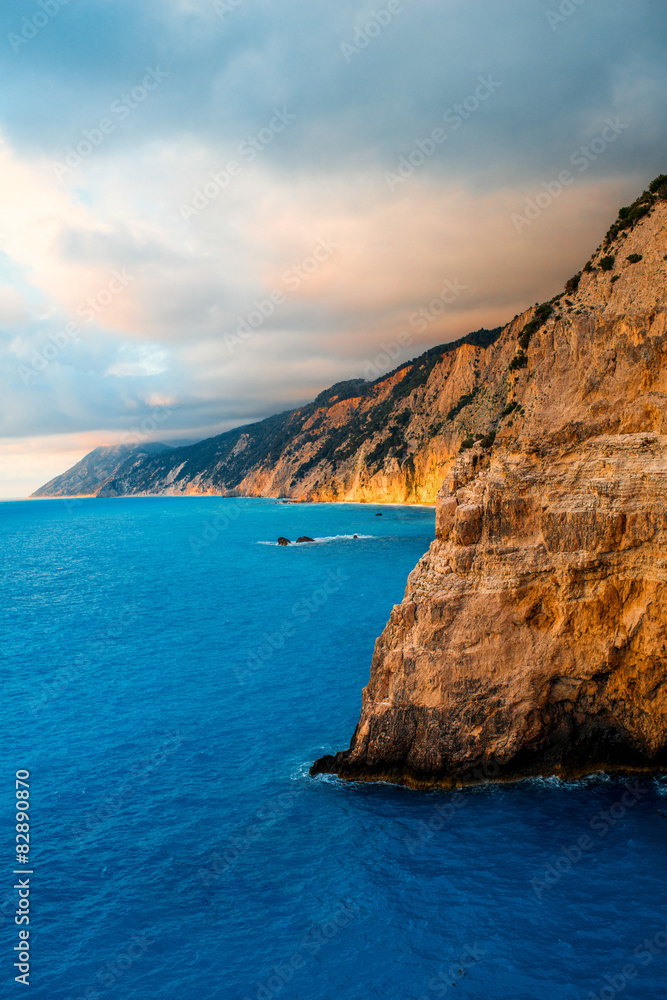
[313,178,667,786]
[34,329,501,503]
[31,442,172,498]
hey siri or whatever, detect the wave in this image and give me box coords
[257,534,374,546]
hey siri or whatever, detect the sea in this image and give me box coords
[1,496,666,1000]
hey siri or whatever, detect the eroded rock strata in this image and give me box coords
[313,182,667,786]
[33,329,501,502]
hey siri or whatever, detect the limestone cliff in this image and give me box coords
[313,176,667,786]
[33,329,501,502]
[30,442,173,498]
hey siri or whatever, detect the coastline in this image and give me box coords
[19,493,437,507]
[310,757,667,791]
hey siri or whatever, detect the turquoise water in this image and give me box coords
[1,496,666,999]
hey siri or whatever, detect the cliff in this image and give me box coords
[33,329,501,502]
[312,175,667,787]
[31,442,173,498]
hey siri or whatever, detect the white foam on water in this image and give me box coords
[257,534,374,546]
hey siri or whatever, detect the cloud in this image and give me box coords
[0,432,109,499]
[0,0,666,494]
[105,346,170,377]
[0,286,29,324]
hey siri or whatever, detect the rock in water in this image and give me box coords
[312,182,667,788]
[375,512,383,516]
[296,536,315,543]
[277,537,290,546]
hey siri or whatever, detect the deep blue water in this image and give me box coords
[1,496,666,1000]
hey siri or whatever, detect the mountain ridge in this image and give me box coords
[32,326,503,501]
[31,442,173,498]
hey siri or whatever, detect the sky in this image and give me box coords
[1,0,666,497]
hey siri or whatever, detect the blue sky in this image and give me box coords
[1,0,666,495]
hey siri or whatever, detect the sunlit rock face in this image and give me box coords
[34,330,509,503]
[313,191,667,787]
[89,335,501,503]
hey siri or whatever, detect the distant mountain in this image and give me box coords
[31,442,172,498]
[32,328,502,503]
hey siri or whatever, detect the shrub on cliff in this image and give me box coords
[365,424,409,471]
[518,327,532,350]
[447,386,480,421]
[518,303,553,350]
[649,174,667,198]
[600,255,615,271]
[605,188,655,244]
[626,253,643,264]
[508,351,528,372]
[459,436,474,451]
[565,273,581,294]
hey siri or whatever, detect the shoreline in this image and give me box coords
[13,494,437,508]
[310,759,667,791]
